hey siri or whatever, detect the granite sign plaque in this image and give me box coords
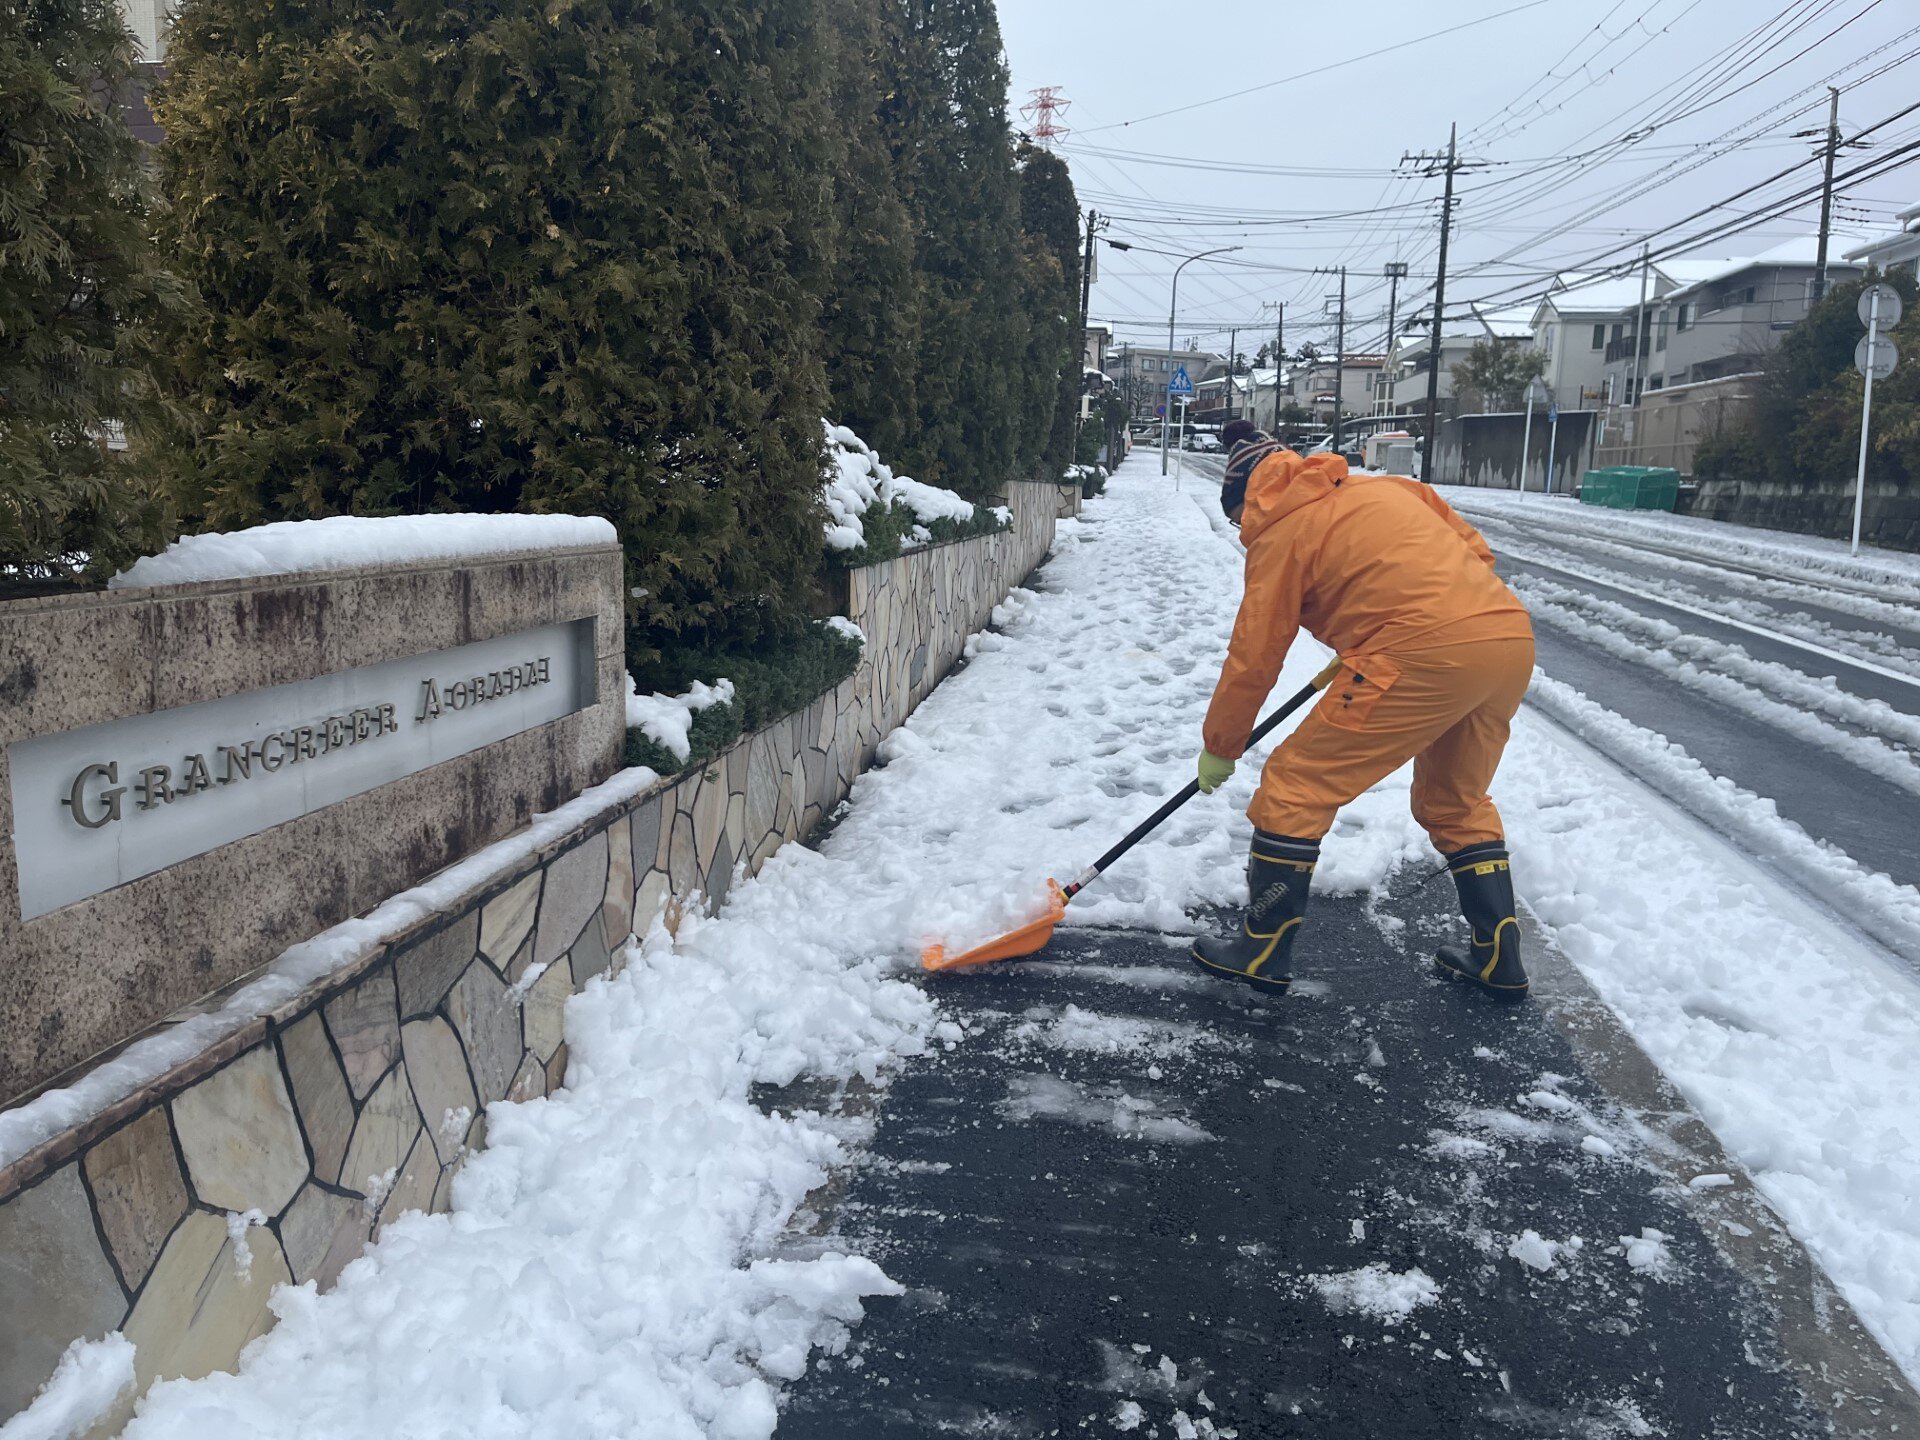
[8,618,597,918]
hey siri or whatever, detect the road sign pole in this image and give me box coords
[1519,383,1536,495]
[1545,403,1560,496]
[1853,287,1881,556]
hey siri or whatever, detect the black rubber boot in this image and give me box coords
[1434,841,1530,1000]
[1191,831,1318,996]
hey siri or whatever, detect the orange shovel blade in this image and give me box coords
[921,881,1068,972]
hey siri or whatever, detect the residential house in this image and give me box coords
[1381,304,1533,421]
[1262,354,1386,434]
[1529,274,1664,414]
[1083,321,1114,374]
[1639,237,1864,395]
[1844,202,1920,277]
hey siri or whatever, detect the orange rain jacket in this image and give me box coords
[1202,452,1532,760]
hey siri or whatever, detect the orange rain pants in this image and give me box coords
[1202,450,1535,854]
[1250,636,1534,849]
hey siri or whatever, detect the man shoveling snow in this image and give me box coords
[1191,422,1536,1000]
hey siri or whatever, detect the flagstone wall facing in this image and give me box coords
[0,479,1066,1429]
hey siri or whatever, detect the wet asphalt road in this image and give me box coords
[770,881,1846,1439]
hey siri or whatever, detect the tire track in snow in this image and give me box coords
[1473,515,1920,665]
[1516,574,1920,767]
[1519,671,1920,969]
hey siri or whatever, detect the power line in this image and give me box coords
[1078,0,1559,133]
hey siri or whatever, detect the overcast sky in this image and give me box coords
[995,0,1920,359]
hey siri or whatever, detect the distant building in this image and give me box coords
[1529,274,1659,413]
[1109,344,1223,416]
[120,0,173,61]
[1381,304,1532,422]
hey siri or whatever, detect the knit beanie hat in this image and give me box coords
[1221,417,1259,449]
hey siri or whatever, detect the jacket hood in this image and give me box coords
[1240,450,1350,543]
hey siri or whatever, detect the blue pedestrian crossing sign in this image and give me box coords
[1167,365,1193,397]
[1547,401,1558,423]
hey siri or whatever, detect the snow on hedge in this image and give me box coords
[109,513,617,589]
[625,676,736,763]
[821,421,994,553]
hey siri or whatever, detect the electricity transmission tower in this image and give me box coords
[1020,87,1072,147]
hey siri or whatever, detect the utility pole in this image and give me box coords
[1226,326,1238,421]
[1813,87,1841,304]
[1272,302,1284,431]
[1384,261,1408,419]
[1626,244,1651,453]
[1328,267,1349,453]
[1403,125,1471,481]
[1071,208,1100,467]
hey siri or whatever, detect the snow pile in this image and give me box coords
[1312,1264,1440,1323]
[122,901,931,1439]
[820,422,998,553]
[624,676,736,763]
[109,513,617,589]
[0,1334,135,1440]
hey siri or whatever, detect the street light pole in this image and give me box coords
[1163,246,1241,475]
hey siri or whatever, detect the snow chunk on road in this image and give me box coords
[1507,1230,1583,1273]
[1621,1228,1676,1276]
[1313,1264,1441,1323]
[110,512,615,588]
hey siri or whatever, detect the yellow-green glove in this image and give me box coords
[1197,750,1235,794]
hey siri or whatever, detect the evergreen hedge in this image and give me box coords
[625,621,864,778]
[24,0,1081,706]
[1,0,180,581]
[827,496,1009,570]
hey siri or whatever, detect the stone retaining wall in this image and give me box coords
[0,482,1062,1429]
[1687,476,1920,552]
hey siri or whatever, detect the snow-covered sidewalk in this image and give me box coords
[108,454,1920,1437]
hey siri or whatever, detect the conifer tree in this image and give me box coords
[819,0,922,459]
[1,0,177,578]
[1016,144,1080,477]
[901,0,1026,497]
[155,0,833,678]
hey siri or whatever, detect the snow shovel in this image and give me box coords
[922,657,1343,972]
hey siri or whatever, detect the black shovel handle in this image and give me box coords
[1060,657,1343,902]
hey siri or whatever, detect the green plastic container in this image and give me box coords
[1578,466,1679,511]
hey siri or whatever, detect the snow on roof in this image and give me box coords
[1541,273,1653,315]
[1843,204,1920,261]
[1473,303,1536,339]
[109,512,618,589]
[1660,235,1869,300]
